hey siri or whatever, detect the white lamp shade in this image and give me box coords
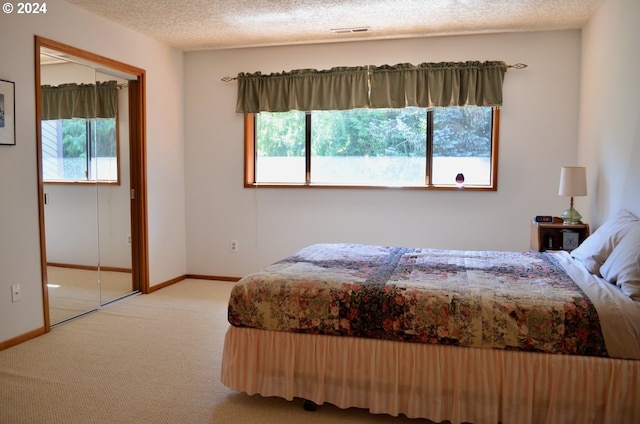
[558,166,587,197]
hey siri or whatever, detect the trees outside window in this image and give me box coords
[248,106,499,190]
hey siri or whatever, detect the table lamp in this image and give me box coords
[558,166,587,224]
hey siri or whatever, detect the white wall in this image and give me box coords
[184,30,583,278]
[579,0,640,225]
[0,1,186,343]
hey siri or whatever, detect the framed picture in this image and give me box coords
[0,79,16,146]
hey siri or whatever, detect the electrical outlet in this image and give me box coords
[127,235,131,245]
[230,240,238,253]
[11,284,21,302]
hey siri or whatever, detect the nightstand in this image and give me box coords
[530,218,590,252]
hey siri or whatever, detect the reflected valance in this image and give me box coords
[41,80,118,120]
[235,61,508,113]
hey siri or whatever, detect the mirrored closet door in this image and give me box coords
[38,43,140,326]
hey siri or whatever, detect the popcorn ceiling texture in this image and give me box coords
[65,0,604,51]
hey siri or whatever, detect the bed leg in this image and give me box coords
[303,400,318,412]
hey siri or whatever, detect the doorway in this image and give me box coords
[35,36,149,329]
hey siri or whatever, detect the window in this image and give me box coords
[42,117,119,183]
[245,106,499,190]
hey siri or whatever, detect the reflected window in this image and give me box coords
[42,117,119,183]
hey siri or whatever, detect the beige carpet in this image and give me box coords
[0,279,437,424]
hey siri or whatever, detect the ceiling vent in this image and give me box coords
[330,27,371,34]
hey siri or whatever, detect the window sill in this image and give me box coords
[244,182,496,191]
[44,180,121,186]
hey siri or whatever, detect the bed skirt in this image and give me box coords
[221,326,639,424]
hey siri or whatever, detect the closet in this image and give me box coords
[35,37,149,327]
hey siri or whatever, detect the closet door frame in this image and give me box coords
[34,36,149,331]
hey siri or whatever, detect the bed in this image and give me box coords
[221,210,640,424]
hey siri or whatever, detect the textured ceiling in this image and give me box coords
[65,0,604,51]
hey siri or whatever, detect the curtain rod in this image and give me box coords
[221,63,528,82]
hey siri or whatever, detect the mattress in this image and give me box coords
[228,243,639,358]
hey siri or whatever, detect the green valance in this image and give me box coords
[235,61,508,113]
[236,67,370,113]
[41,80,118,120]
[369,61,507,108]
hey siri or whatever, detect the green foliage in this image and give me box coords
[256,112,305,156]
[433,107,492,157]
[61,119,87,158]
[312,108,426,157]
[94,119,117,157]
[61,118,117,158]
[256,107,492,158]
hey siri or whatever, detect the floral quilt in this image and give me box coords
[228,243,608,357]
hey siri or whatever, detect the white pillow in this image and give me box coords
[600,223,640,301]
[571,209,639,275]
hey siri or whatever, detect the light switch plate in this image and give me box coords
[11,284,21,302]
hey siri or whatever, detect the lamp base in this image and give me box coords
[560,207,582,224]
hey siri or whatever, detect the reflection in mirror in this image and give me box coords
[40,47,137,325]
